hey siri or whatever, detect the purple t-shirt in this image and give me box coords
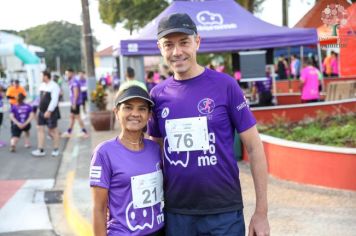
[90,138,164,236]
[10,103,33,123]
[254,77,272,93]
[148,68,256,215]
[69,78,82,105]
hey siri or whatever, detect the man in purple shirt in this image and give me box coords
[148,13,270,236]
[78,70,88,114]
[61,68,88,138]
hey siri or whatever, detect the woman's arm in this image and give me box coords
[23,112,34,126]
[92,186,109,236]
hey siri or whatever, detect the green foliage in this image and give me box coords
[18,21,98,73]
[99,0,169,34]
[258,113,356,148]
[19,21,81,72]
[98,0,264,34]
[235,0,265,13]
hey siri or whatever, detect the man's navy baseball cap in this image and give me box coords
[157,13,197,39]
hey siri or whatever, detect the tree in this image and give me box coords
[99,0,169,35]
[98,0,264,35]
[236,0,265,13]
[19,21,97,73]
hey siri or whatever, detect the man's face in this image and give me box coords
[42,74,49,83]
[65,71,73,80]
[158,33,200,75]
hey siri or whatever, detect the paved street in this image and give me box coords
[0,101,71,235]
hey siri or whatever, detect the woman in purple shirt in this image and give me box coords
[9,93,34,152]
[90,84,164,236]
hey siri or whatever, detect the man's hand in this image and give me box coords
[248,211,270,236]
[44,111,51,119]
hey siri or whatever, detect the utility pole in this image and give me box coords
[81,0,97,111]
[282,0,289,27]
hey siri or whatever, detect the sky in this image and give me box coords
[0,0,316,51]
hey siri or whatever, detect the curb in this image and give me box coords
[63,171,93,236]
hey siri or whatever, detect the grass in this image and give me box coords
[258,112,356,148]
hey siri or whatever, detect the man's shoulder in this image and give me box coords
[204,69,238,87]
[150,77,172,96]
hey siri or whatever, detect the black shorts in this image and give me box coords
[11,123,31,137]
[38,111,59,129]
[0,112,3,126]
[70,104,80,115]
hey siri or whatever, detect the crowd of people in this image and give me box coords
[0,68,90,156]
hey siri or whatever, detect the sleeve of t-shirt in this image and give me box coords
[47,83,60,112]
[227,81,256,133]
[89,150,111,189]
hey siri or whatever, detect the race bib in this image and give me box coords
[131,170,163,209]
[165,117,209,152]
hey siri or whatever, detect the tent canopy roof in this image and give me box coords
[119,0,317,56]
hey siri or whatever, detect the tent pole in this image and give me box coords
[317,43,325,92]
[300,46,304,67]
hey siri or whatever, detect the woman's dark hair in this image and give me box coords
[17,93,26,104]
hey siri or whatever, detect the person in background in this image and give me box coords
[122,67,147,90]
[300,59,320,103]
[78,71,88,114]
[276,56,287,80]
[6,79,26,107]
[146,71,156,92]
[252,69,273,107]
[290,54,301,80]
[105,72,112,87]
[322,52,332,77]
[112,73,120,91]
[9,93,34,152]
[31,71,61,157]
[90,84,164,236]
[99,74,107,89]
[150,13,269,236]
[330,51,339,77]
[0,86,5,147]
[61,68,89,138]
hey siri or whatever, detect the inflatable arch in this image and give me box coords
[0,43,43,99]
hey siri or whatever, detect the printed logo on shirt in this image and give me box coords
[236,96,250,111]
[163,132,217,168]
[90,166,102,179]
[163,137,191,168]
[125,201,154,231]
[197,98,215,115]
[161,107,169,118]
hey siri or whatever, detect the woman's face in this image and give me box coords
[115,98,151,132]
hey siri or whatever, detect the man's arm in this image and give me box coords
[240,125,270,236]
